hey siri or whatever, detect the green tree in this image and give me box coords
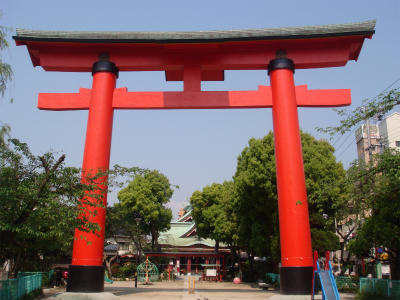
[0,138,102,276]
[319,87,400,279]
[321,88,400,136]
[332,160,372,274]
[233,131,343,261]
[0,23,13,97]
[0,22,13,144]
[117,170,174,251]
[348,149,400,279]
[301,133,344,253]
[190,181,238,252]
[233,132,278,260]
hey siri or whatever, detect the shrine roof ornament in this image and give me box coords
[14,20,375,43]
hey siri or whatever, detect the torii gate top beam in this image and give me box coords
[14,20,375,80]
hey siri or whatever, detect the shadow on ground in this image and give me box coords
[105,286,184,296]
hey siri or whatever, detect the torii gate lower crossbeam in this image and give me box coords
[40,59,351,294]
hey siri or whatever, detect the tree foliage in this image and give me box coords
[321,88,400,136]
[117,170,174,251]
[0,138,102,275]
[0,22,13,97]
[331,160,372,273]
[233,131,343,259]
[233,132,278,259]
[348,149,400,279]
[318,87,400,279]
[190,181,238,250]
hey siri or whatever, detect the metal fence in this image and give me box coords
[266,273,280,284]
[0,273,42,300]
[19,270,53,283]
[360,278,400,299]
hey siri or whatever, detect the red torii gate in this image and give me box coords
[14,20,375,294]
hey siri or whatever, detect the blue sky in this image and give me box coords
[1,0,400,218]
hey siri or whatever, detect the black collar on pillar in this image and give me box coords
[92,60,119,78]
[268,58,295,75]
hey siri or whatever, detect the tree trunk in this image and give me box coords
[389,251,400,280]
[150,226,159,252]
[339,244,346,275]
[215,240,220,253]
[103,254,118,278]
[10,252,22,278]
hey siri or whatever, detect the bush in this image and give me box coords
[355,291,390,300]
[241,260,273,282]
[160,269,176,281]
[21,288,42,300]
[41,273,51,287]
[118,263,137,278]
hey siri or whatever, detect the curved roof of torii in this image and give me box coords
[14,20,375,43]
[13,20,376,78]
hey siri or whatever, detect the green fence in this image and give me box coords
[0,273,42,300]
[19,270,53,284]
[266,273,280,284]
[360,278,400,299]
[19,271,52,279]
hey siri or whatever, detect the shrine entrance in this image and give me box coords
[14,20,375,295]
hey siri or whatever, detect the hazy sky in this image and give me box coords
[1,0,400,218]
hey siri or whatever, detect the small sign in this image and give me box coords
[382,264,390,275]
[206,269,217,277]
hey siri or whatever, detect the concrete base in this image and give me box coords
[49,292,118,300]
[267,295,311,300]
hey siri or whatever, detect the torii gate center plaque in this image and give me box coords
[14,20,375,294]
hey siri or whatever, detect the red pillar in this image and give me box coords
[67,61,118,293]
[222,255,225,280]
[268,58,313,294]
[216,257,221,282]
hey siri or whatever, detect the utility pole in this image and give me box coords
[365,116,373,163]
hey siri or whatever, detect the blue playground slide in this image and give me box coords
[312,252,340,300]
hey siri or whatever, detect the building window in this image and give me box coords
[396,141,400,147]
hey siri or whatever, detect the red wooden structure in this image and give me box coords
[145,251,225,281]
[14,20,374,294]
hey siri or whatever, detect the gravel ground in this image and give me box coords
[41,278,357,300]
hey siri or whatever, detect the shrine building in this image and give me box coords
[146,205,229,281]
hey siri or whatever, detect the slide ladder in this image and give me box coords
[312,251,340,300]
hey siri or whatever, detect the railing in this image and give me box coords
[266,273,280,284]
[360,278,400,299]
[0,273,42,300]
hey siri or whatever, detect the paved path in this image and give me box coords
[42,278,357,300]
[104,278,276,300]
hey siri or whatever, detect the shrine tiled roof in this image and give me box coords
[14,20,375,44]
[158,222,217,248]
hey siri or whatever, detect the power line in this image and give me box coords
[334,128,357,153]
[335,136,357,161]
[332,131,347,147]
[333,77,400,162]
[368,77,400,103]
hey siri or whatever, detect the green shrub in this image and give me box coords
[355,290,390,300]
[118,263,137,278]
[160,269,176,281]
[20,288,42,300]
[41,273,50,287]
